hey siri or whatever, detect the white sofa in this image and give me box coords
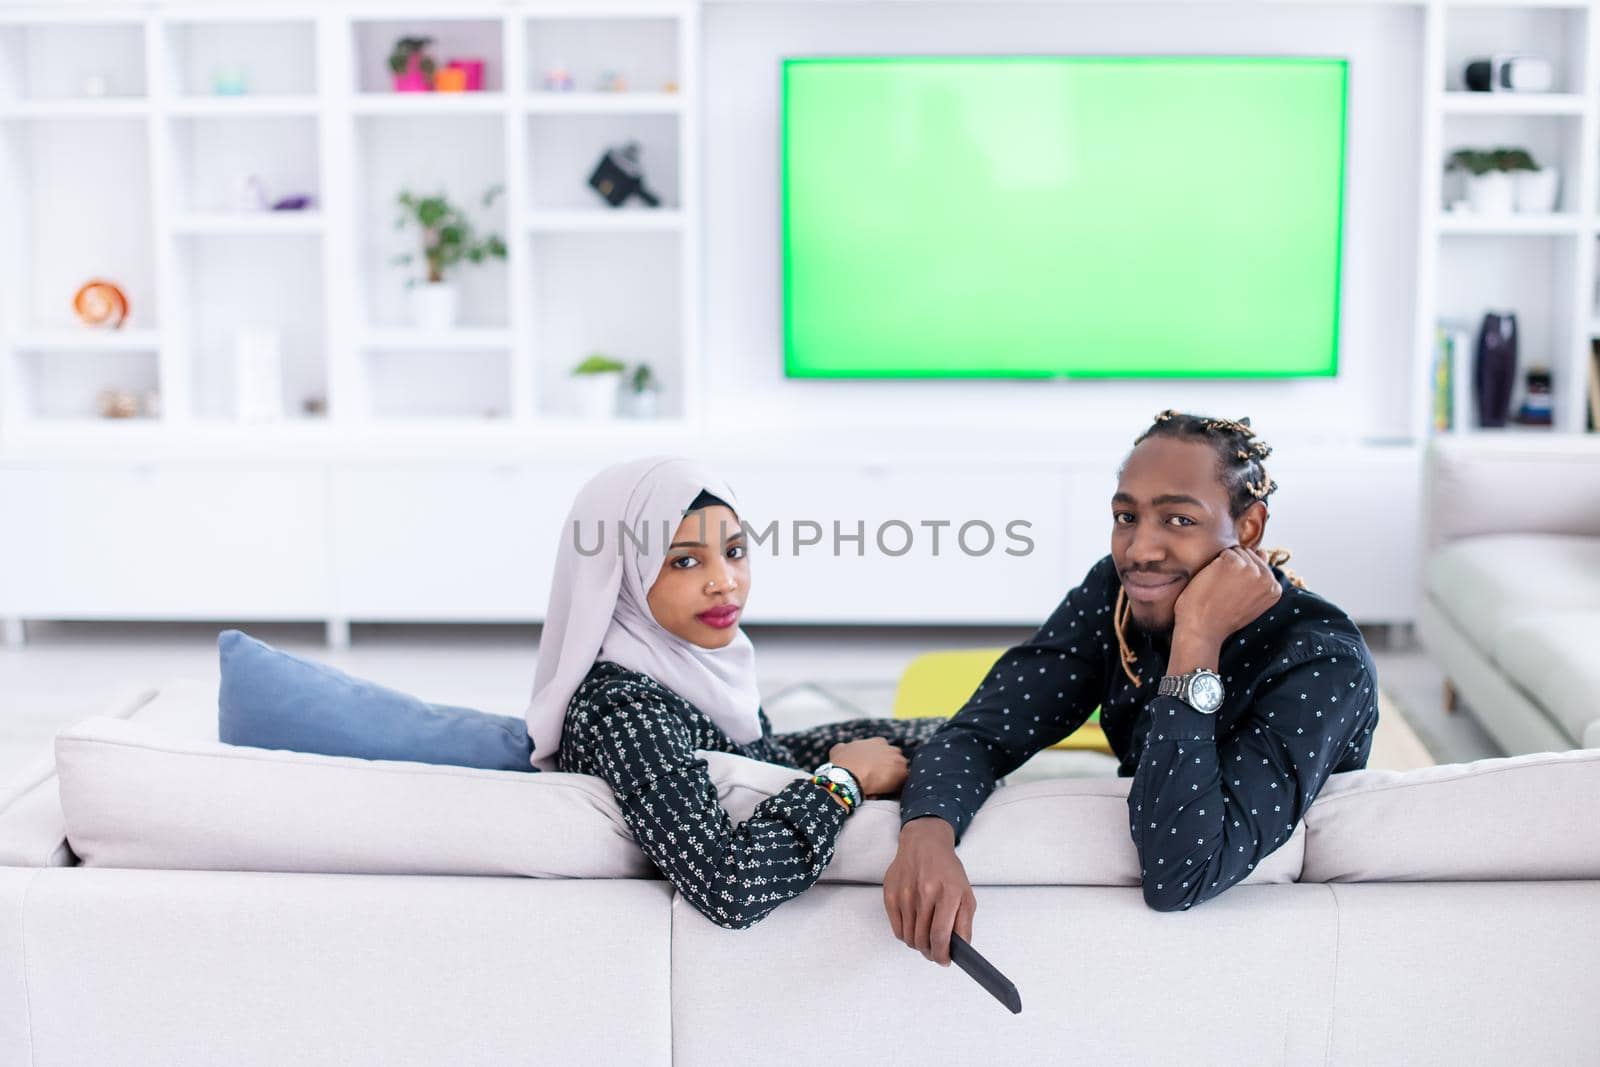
[2,679,1599,1066]
[1418,436,1600,754]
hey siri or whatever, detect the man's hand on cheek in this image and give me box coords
[1172,546,1283,653]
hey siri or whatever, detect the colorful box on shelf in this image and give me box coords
[448,60,484,92]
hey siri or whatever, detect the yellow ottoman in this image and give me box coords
[892,648,1111,753]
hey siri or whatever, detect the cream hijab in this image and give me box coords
[524,456,762,769]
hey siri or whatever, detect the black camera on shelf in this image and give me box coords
[588,142,662,208]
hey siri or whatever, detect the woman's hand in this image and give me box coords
[828,737,908,797]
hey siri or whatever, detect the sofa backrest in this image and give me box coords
[15,679,1600,890]
[1424,436,1600,549]
[1301,747,1600,882]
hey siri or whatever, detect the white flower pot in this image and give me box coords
[410,282,460,330]
[574,372,622,419]
[1514,168,1560,214]
[620,387,661,419]
[1465,171,1514,216]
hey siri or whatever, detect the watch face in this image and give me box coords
[826,767,852,785]
[1190,673,1225,712]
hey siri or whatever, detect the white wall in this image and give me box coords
[702,1,1424,444]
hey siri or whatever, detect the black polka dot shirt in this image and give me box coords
[558,660,944,930]
[900,554,1379,912]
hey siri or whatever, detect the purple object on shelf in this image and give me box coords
[1474,311,1518,429]
[271,195,314,211]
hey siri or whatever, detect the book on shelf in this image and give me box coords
[1588,340,1600,432]
[1432,321,1474,433]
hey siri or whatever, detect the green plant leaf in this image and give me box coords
[573,354,627,375]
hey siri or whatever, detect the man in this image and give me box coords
[884,410,1379,963]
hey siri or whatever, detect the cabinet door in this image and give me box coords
[0,466,331,617]
[329,465,593,619]
[716,463,1075,625]
[1262,451,1422,624]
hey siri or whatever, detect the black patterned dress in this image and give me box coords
[556,660,945,929]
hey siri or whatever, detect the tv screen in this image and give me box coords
[781,56,1348,379]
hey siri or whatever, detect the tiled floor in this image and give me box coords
[0,619,1502,793]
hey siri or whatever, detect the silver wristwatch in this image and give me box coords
[813,762,863,808]
[1158,668,1226,714]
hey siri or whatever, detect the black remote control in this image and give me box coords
[949,933,1022,1014]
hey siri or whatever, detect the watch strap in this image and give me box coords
[813,763,862,810]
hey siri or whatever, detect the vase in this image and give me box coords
[1514,168,1560,214]
[574,372,622,419]
[410,282,459,330]
[235,326,284,423]
[1466,171,1514,215]
[393,53,431,93]
[1474,311,1518,429]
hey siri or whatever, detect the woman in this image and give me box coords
[525,456,943,929]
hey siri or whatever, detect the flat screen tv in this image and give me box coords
[781,56,1348,379]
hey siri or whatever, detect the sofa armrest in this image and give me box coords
[0,682,164,869]
[0,754,72,868]
[1424,436,1600,549]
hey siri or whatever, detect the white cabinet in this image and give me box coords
[1262,452,1423,624]
[0,466,330,617]
[328,464,592,619]
[0,451,1425,634]
[721,464,1076,625]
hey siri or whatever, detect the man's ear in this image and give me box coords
[1235,501,1269,550]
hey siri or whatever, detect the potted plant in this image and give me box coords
[389,37,435,92]
[1495,148,1558,214]
[392,186,507,330]
[1448,149,1513,215]
[619,363,661,419]
[571,354,626,419]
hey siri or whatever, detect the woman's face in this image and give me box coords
[647,504,750,649]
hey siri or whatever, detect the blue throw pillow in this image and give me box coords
[217,629,535,772]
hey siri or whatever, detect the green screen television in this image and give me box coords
[781,56,1348,379]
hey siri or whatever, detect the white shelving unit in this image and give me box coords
[0,0,1594,647]
[1417,0,1600,436]
[0,2,696,436]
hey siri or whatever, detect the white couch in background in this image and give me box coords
[1419,436,1600,754]
[2,680,1598,1065]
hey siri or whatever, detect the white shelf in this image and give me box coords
[171,212,324,235]
[0,98,149,119]
[1437,212,1584,235]
[523,92,681,114]
[2,2,696,442]
[349,93,508,115]
[11,329,161,352]
[166,95,321,117]
[358,328,514,352]
[1439,91,1586,115]
[525,209,683,232]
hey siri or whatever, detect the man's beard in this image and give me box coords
[1128,603,1175,645]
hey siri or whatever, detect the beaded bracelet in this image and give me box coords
[811,775,857,813]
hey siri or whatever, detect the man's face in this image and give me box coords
[1111,436,1253,635]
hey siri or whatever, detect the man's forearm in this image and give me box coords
[1166,626,1223,676]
